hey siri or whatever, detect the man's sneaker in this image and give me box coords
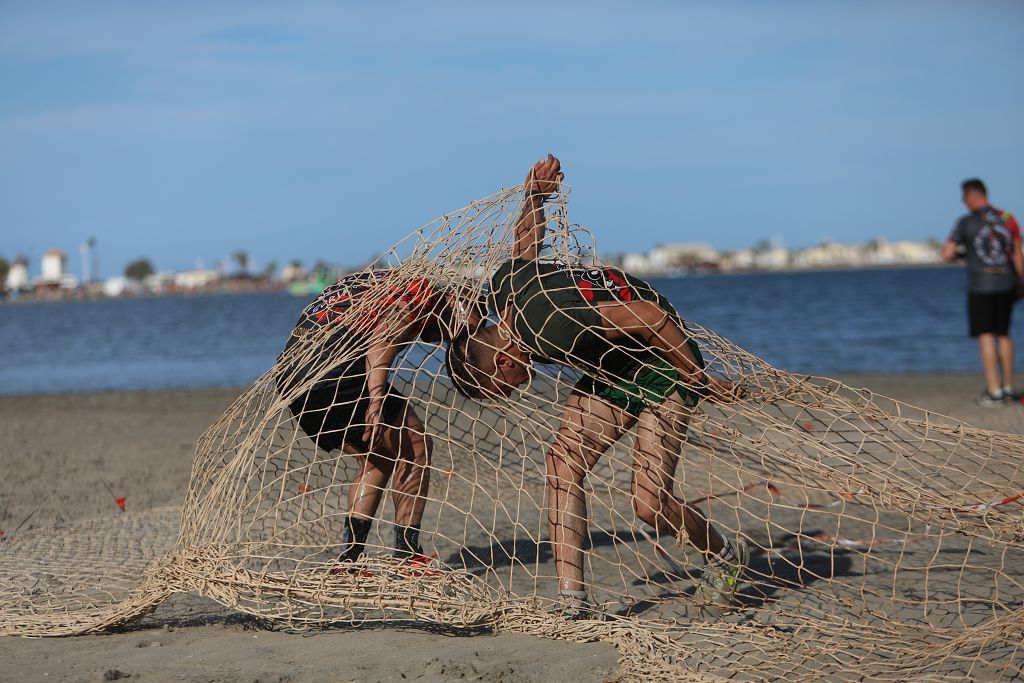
[549,590,603,621]
[978,389,1005,408]
[695,539,749,608]
[1002,387,1021,403]
[396,552,444,578]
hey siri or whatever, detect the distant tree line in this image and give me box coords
[124,258,154,281]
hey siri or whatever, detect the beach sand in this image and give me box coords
[1,375,1022,682]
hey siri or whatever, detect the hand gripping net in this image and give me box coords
[2,183,1023,681]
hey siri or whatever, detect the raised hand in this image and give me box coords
[525,154,563,198]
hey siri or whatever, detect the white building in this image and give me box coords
[102,276,140,297]
[791,242,862,269]
[173,269,221,289]
[41,249,66,283]
[621,243,720,275]
[6,260,29,290]
[720,249,755,271]
[280,262,306,282]
[621,252,654,274]
[866,240,940,265]
[752,247,790,270]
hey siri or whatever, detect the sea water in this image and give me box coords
[0,266,1016,395]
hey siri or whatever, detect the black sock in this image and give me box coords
[339,516,372,562]
[393,524,422,558]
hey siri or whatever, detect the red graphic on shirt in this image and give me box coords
[575,268,635,302]
[578,280,595,301]
[306,274,438,332]
[605,269,634,302]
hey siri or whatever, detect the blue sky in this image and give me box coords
[1,1,1022,277]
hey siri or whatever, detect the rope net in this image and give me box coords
[3,178,1024,681]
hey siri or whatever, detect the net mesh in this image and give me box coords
[2,181,1024,681]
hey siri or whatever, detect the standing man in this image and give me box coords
[943,178,1023,406]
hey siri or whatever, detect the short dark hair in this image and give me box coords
[445,327,498,400]
[961,178,987,196]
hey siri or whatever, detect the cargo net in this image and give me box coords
[3,182,1024,681]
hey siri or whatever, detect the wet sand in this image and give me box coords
[1,375,1022,682]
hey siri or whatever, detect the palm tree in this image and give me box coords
[232,250,250,275]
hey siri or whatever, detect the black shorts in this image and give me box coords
[287,370,408,453]
[968,290,1015,337]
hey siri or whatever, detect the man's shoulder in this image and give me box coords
[950,212,978,236]
[955,212,976,226]
[994,208,1020,234]
[490,257,530,284]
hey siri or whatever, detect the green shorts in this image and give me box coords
[575,358,702,418]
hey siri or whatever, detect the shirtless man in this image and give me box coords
[446,155,748,618]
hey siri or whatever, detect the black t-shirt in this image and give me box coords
[280,272,439,389]
[488,258,701,384]
[948,207,1020,294]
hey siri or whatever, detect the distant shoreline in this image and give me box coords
[645,261,961,279]
[0,262,964,305]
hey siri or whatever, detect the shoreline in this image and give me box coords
[0,263,964,306]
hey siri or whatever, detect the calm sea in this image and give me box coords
[1,266,1019,396]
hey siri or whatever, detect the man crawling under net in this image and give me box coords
[446,155,749,619]
[278,271,479,568]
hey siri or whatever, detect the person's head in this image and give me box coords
[445,324,533,399]
[961,178,989,211]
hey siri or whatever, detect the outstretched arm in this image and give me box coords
[513,154,563,260]
[596,300,744,403]
[362,309,422,444]
[941,240,960,263]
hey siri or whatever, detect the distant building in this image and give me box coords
[752,247,789,270]
[622,243,720,275]
[102,276,140,297]
[41,249,66,283]
[280,263,306,282]
[37,249,78,289]
[173,269,221,289]
[6,259,29,291]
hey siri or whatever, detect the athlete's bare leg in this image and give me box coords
[345,441,389,521]
[379,405,432,528]
[997,335,1015,389]
[978,333,1003,395]
[632,392,723,555]
[345,407,430,523]
[545,392,633,594]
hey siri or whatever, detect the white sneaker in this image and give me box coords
[978,390,1005,408]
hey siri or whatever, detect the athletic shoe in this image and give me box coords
[978,390,1006,408]
[549,591,603,621]
[695,539,749,608]
[1002,387,1021,403]
[396,552,444,578]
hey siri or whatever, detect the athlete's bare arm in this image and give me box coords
[596,299,744,403]
[513,154,563,261]
[941,239,960,263]
[362,310,423,444]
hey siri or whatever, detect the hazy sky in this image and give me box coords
[2,1,1022,277]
